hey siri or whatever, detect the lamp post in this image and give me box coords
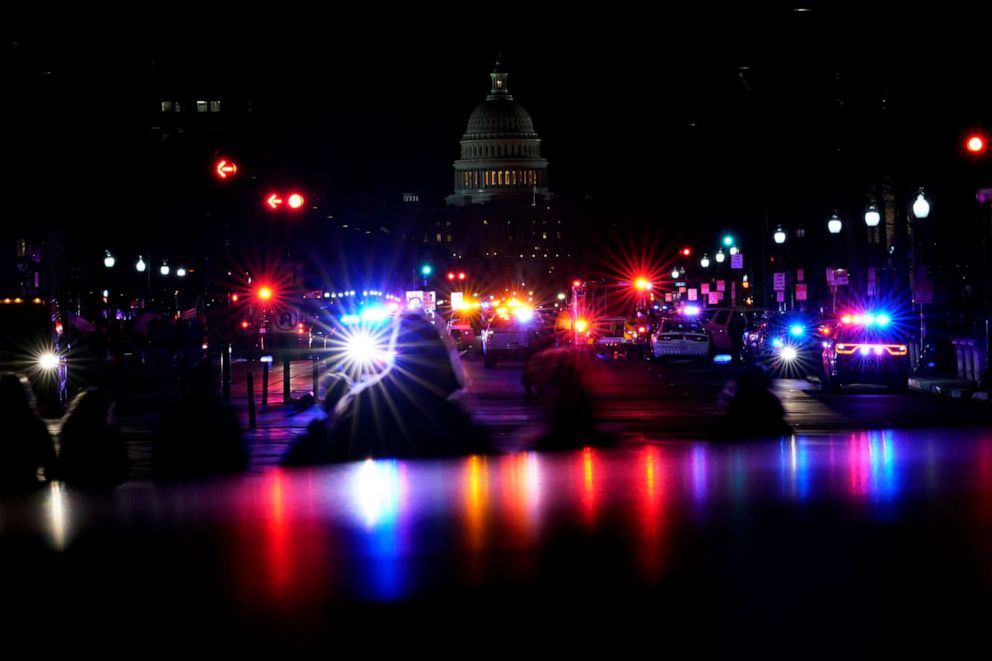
[911,189,931,358]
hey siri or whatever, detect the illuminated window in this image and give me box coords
[485,171,489,186]
[505,170,510,185]
[498,171,503,186]
[209,100,221,112]
[542,232,547,240]
[512,171,517,186]
[436,233,442,242]
[160,101,173,112]
[196,100,208,113]
[483,220,488,225]
[447,234,452,242]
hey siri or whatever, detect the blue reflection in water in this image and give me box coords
[869,431,899,504]
[350,459,406,601]
[691,445,708,506]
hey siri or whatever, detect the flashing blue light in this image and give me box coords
[876,313,891,327]
[684,304,701,316]
[789,324,805,337]
[260,355,273,364]
[772,337,785,348]
[341,314,361,325]
[713,354,733,364]
[862,314,876,326]
[360,305,388,323]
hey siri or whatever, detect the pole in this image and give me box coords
[221,343,231,404]
[261,360,269,410]
[312,354,320,402]
[283,355,291,405]
[246,371,256,430]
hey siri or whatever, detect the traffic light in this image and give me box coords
[722,234,735,247]
[421,264,433,276]
[680,247,692,257]
[458,272,466,281]
[447,272,456,281]
[214,158,238,180]
[287,192,305,210]
[965,132,988,156]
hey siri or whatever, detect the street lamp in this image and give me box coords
[671,267,681,280]
[729,245,739,256]
[135,256,146,273]
[104,251,116,268]
[865,202,881,227]
[176,267,187,278]
[700,253,710,268]
[160,262,170,276]
[773,226,786,244]
[827,212,843,234]
[715,248,726,264]
[913,189,931,219]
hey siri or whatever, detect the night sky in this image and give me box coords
[6,8,992,264]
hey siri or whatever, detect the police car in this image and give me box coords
[0,297,68,413]
[820,312,909,392]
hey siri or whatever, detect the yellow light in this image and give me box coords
[575,319,589,333]
[14,297,23,303]
[32,298,42,304]
[635,278,652,291]
[258,287,273,301]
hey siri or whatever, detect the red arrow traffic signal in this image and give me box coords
[215,159,238,180]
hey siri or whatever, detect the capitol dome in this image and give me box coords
[446,60,550,207]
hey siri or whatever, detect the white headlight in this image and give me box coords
[38,352,60,370]
[780,346,798,362]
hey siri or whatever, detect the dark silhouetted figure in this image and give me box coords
[533,348,615,450]
[56,388,128,489]
[153,359,247,481]
[0,372,57,493]
[713,366,793,439]
[282,373,352,466]
[320,311,491,462]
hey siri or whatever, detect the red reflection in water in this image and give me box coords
[232,470,333,610]
[499,453,541,548]
[977,438,992,523]
[579,447,600,528]
[636,446,670,580]
[849,433,870,497]
[460,455,491,583]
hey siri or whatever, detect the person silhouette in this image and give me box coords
[56,388,129,489]
[153,359,247,481]
[0,372,57,493]
[713,366,792,439]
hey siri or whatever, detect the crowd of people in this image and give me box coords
[0,308,791,494]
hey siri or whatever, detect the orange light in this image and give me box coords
[841,315,853,324]
[635,278,652,291]
[257,286,273,301]
[287,193,305,209]
[575,319,589,333]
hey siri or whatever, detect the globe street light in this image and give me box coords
[671,267,681,280]
[913,190,931,219]
[827,212,843,234]
[773,226,786,244]
[135,256,146,273]
[176,267,187,278]
[160,262,170,276]
[864,202,881,227]
[104,251,116,268]
[700,253,711,268]
[715,248,726,263]
[729,245,739,256]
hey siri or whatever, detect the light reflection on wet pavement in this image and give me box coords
[4,428,992,652]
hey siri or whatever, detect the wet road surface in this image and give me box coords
[4,429,992,654]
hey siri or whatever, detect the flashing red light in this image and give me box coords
[966,133,987,155]
[215,159,238,180]
[638,326,647,333]
[266,194,283,209]
[257,286,273,301]
[287,193,305,209]
[572,280,582,288]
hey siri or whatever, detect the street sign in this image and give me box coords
[709,292,723,304]
[795,284,807,301]
[423,290,437,312]
[773,272,786,291]
[665,293,673,302]
[716,280,726,292]
[827,268,849,286]
[274,309,299,331]
[406,290,424,309]
[731,253,744,269]
[701,283,710,294]
[796,268,804,282]
[687,288,698,301]
[450,292,464,310]
[776,291,785,303]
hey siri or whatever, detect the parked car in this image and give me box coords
[651,317,711,361]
